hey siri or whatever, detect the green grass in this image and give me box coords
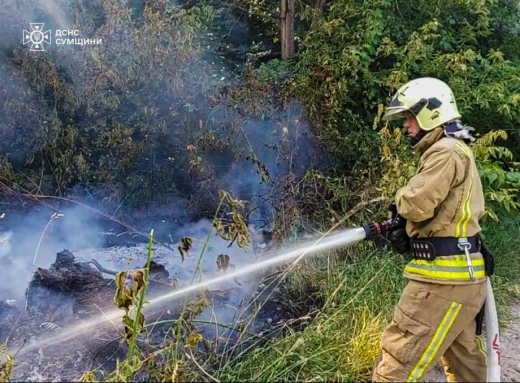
[214,221,520,382]
[87,219,519,383]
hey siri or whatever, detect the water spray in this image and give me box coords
[16,226,368,354]
[14,214,501,382]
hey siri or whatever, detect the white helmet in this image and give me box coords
[382,77,462,131]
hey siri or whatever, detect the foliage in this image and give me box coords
[245,0,520,224]
[0,342,14,383]
[212,190,251,247]
[376,124,417,202]
[113,229,153,366]
[1,0,219,207]
[472,130,520,222]
[263,0,520,176]
[114,269,146,339]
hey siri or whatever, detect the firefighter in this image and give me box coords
[372,77,490,382]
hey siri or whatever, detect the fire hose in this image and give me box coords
[361,214,501,382]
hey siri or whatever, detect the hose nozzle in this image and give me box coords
[362,203,407,241]
[362,219,393,240]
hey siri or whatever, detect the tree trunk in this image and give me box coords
[280,0,295,59]
[312,0,327,26]
[315,0,327,11]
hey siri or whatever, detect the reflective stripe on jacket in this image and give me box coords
[395,127,486,285]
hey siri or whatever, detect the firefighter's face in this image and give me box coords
[401,111,421,137]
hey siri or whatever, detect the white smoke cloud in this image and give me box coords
[0,205,104,301]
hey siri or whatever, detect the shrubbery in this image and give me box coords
[261,0,520,226]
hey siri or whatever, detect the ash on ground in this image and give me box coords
[0,227,284,382]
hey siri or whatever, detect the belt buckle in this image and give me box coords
[458,238,475,281]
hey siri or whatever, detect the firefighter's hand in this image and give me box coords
[388,228,410,254]
[388,202,407,229]
[388,202,398,219]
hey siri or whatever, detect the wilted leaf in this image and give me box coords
[0,346,13,383]
[114,272,134,310]
[185,293,210,318]
[132,270,145,292]
[213,219,223,232]
[216,254,230,271]
[213,191,251,248]
[186,332,203,349]
[123,314,135,339]
[182,236,193,251]
[178,236,193,261]
[237,234,249,248]
[122,311,145,341]
[114,270,145,311]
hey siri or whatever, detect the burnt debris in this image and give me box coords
[26,250,115,319]
[25,249,176,319]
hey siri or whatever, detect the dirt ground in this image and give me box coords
[425,300,520,382]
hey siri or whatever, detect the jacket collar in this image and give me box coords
[411,127,445,154]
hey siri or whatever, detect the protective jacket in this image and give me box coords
[395,127,487,285]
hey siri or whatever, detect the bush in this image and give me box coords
[1,0,218,206]
[250,0,519,171]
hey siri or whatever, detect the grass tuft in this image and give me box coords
[214,221,520,382]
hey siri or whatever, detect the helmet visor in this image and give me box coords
[382,107,409,121]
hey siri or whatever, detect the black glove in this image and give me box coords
[387,202,410,254]
[388,227,411,254]
[388,202,406,230]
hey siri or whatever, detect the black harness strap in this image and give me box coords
[409,235,480,260]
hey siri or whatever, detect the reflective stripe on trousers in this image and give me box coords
[407,302,462,382]
[371,280,488,382]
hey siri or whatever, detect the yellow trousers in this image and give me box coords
[372,279,487,382]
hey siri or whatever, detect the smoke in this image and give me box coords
[61,215,264,348]
[0,0,314,330]
[74,217,263,287]
[0,6,322,380]
[0,205,105,301]
[0,0,314,201]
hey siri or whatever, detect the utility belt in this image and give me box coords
[409,234,495,336]
[410,235,480,260]
[409,234,494,277]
